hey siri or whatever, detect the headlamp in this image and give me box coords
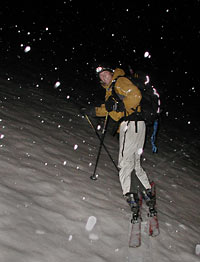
[96,66,104,74]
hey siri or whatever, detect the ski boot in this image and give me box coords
[142,188,157,216]
[126,193,140,223]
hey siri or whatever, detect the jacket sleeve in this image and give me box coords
[95,104,107,117]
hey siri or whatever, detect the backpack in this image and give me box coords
[128,75,161,126]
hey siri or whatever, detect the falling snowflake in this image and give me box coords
[74,144,78,150]
[85,216,97,232]
[54,81,61,88]
[138,148,143,155]
[144,51,151,58]
[97,125,101,130]
[0,134,5,139]
[24,46,31,53]
[68,235,73,241]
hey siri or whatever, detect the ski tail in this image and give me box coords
[129,220,141,247]
[149,215,159,237]
[148,181,160,237]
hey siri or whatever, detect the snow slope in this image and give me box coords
[0,77,199,262]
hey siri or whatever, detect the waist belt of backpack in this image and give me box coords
[111,109,143,136]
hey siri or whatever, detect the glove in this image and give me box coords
[105,96,125,112]
[105,96,115,112]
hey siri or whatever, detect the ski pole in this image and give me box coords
[85,114,119,173]
[90,112,109,180]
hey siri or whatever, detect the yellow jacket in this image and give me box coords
[95,68,142,122]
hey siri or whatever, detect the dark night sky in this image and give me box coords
[0,0,200,123]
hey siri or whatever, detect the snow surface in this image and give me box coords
[0,77,199,262]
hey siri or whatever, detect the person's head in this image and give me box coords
[95,64,114,85]
[99,70,113,85]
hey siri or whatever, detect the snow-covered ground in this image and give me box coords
[0,76,199,262]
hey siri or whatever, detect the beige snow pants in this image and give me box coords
[118,121,151,195]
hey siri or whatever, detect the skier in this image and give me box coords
[92,63,155,214]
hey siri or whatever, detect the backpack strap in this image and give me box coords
[110,76,127,119]
[110,77,123,103]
